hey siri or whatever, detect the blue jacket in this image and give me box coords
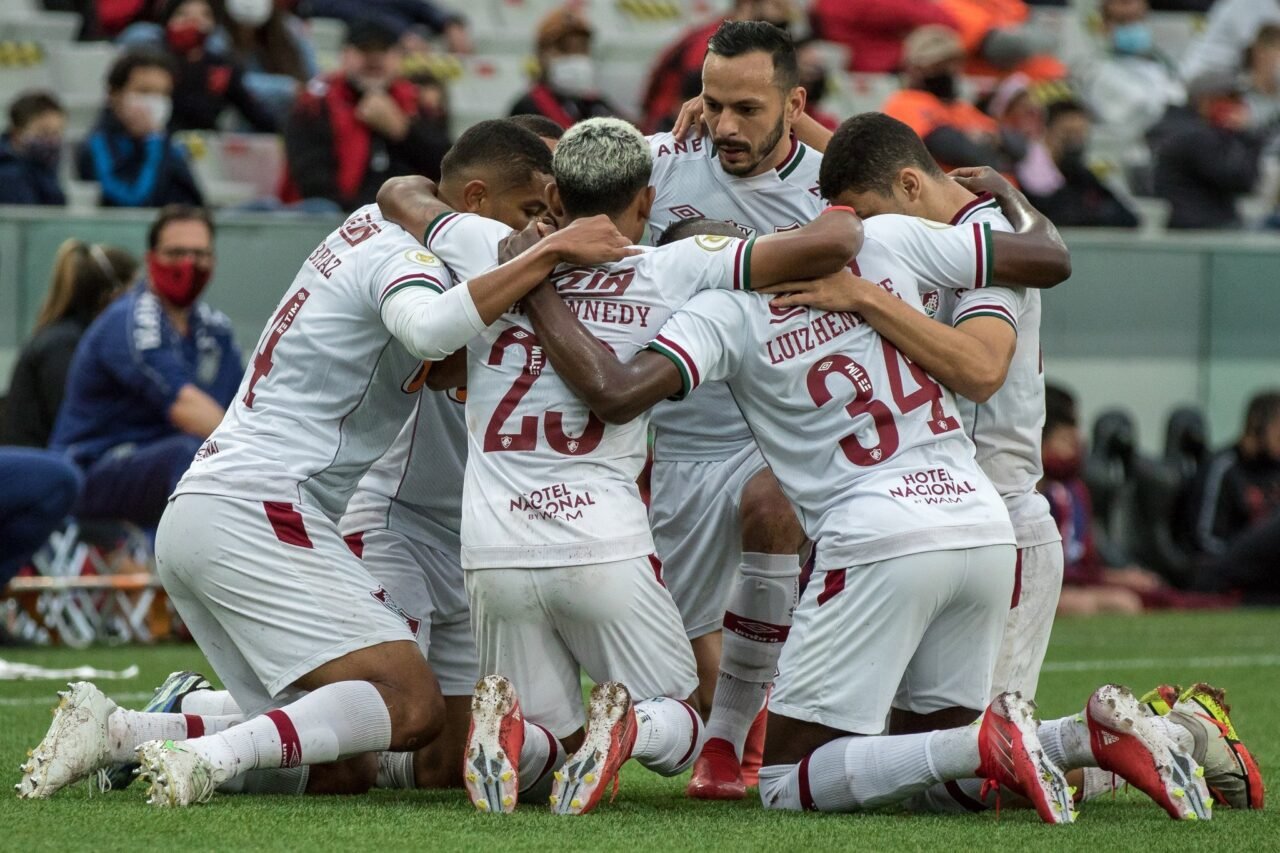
[50,282,242,468]
[75,109,203,208]
[0,133,66,206]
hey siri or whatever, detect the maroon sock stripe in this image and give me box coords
[265,709,303,768]
[816,569,846,606]
[523,723,560,793]
[721,610,790,643]
[797,753,817,811]
[183,713,205,738]
[1010,549,1023,609]
[343,531,365,558]
[263,501,313,549]
[674,699,702,768]
[945,779,989,813]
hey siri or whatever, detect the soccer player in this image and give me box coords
[516,212,1099,822]
[387,116,862,815]
[16,123,635,806]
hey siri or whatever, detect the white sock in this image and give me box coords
[904,777,996,813]
[1150,715,1196,754]
[703,674,766,757]
[184,681,391,782]
[181,690,243,717]
[518,720,564,798]
[217,767,310,795]
[1080,766,1122,800]
[106,709,239,762]
[632,697,703,776]
[376,751,416,790]
[759,728,980,812]
[1037,715,1095,770]
[708,553,798,754]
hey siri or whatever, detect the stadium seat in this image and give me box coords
[1164,406,1208,483]
[1129,454,1197,587]
[1085,408,1139,567]
[1147,11,1203,61]
[0,11,79,43]
[0,41,51,107]
[306,16,346,71]
[445,54,530,135]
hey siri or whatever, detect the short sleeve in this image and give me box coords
[366,226,454,314]
[953,285,1023,335]
[423,212,514,281]
[880,215,993,292]
[645,290,747,399]
[664,234,755,301]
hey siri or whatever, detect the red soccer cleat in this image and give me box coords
[976,691,1076,824]
[740,702,768,787]
[686,737,746,800]
[550,681,636,815]
[463,675,525,814]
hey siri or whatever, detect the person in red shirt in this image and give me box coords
[810,0,958,73]
[640,0,793,133]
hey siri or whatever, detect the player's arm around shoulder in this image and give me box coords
[951,167,1071,288]
[523,280,682,424]
[746,206,863,289]
[376,175,454,245]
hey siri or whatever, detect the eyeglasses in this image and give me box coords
[156,248,214,262]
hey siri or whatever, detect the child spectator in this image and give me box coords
[76,49,205,208]
[0,92,68,206]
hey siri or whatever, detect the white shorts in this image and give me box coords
[772,544,1015,735]
[649,444,768,639]
[156,493,416,717]
[465,557,698,738]
[990,541,1064,699]
[348,528,478,696]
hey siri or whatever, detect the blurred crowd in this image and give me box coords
[1,0,1280,228]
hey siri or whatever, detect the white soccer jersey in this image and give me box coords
[646,131,826,461]
[910,193,1059,548]
[175,205,454,522]
[425,213,753,569]
[651,217,1015,569]
[341,385,468,553]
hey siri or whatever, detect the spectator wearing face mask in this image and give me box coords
[49,205,241,529]
[218,0,319,117]
[0,92,67,206]
[120,0,278,133]
[1151,71,1263,230]
[640,0,793,133]
[508,7,623,130]
[882,26,1010,171]
[283,21,451,209]
[1072,0,1184,146]
[1024,100,1139,228]
[76,49,204,208]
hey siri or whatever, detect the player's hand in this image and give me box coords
[542,215,640,265]
[758,269,871,313]
[498,219,556,263]
[948,166,1015,199]
[672,96,706,141]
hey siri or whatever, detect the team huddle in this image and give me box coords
[15,22,1263,821]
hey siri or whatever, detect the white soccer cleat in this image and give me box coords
[463,675,525,814]
[135,739,219,807]
[15,682,117,799]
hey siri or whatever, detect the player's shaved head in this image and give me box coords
[552,117,652,218]
[508,113,565,147]
[657,217,743,246]
[819,112,945,202]
[440,119,554,190]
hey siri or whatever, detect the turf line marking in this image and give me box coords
[0,690,154,708]
[1042,654,1280,673]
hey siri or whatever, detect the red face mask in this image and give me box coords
[166,21,208,53]
[1207,97,1247,130]
[148,253,211,308]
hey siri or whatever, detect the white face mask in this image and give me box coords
[127,92,172,131]
[546,54,596,98]
[226,0,273,27]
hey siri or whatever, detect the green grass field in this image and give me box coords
[2,609,1277,851]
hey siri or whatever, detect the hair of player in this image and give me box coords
[107,48,177,93]
[440,119,554,190]
[1043,383,1078,434]
[8,91,63,132]
[34,240,137,331]
[508,113,565,142]
[553,117,652,218]
[706,20,800,91]
[657,217,744,246]
[147,204,216,250]
[819,111,945,200]
[1243,390,1280,440]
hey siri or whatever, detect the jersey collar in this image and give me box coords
[950,192,999,225]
